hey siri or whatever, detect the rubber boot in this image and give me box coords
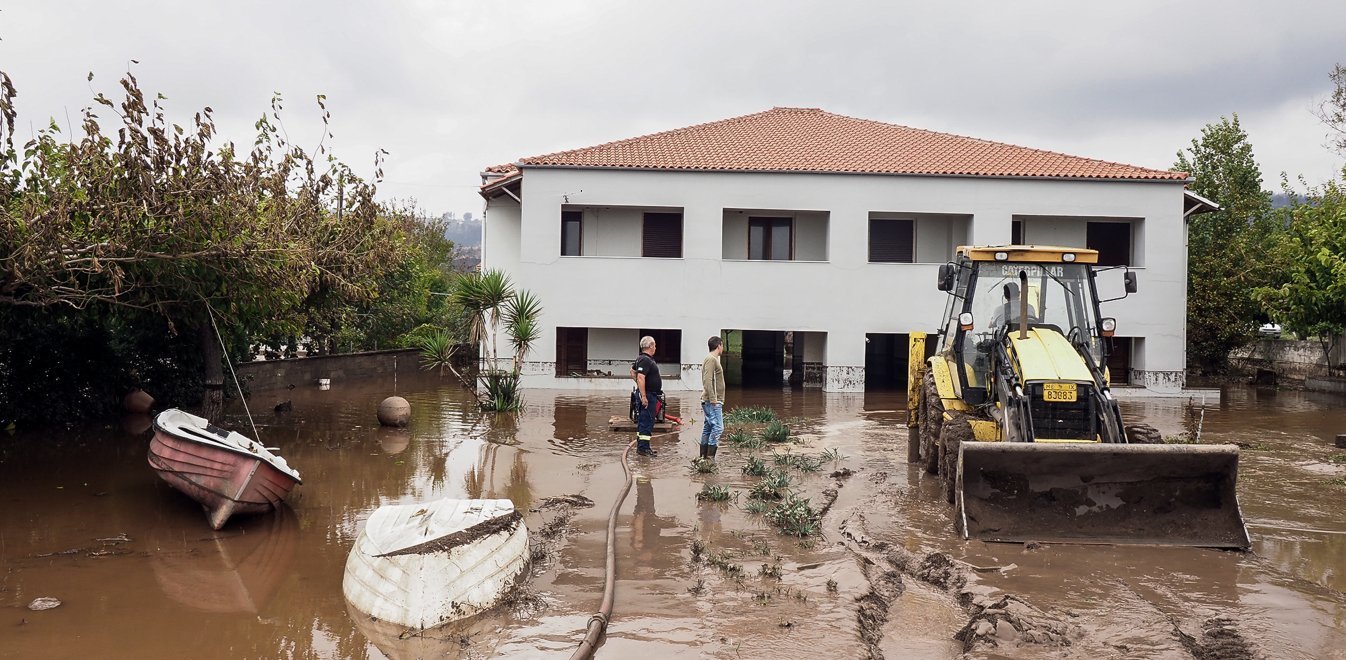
[699,443,709,459]
[637,437,657,457]
[708,445,718,459]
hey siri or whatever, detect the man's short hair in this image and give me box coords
[639,336,656,350]
[708,335,722,352]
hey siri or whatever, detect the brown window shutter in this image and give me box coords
[642,213,683,258]
[869,219,914,263]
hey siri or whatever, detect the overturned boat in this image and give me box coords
[149,408,302,530]
[343,498,528,630]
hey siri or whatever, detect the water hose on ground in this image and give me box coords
[570,436,637,659]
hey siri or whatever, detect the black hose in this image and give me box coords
[569,437,637,659]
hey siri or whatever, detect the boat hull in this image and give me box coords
[343,499,529,630]
[148,428,300,530]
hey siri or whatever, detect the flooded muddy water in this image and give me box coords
[2,376,1344,659]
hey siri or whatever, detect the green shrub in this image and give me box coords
[748,469,791,501]
[689,458,719,474]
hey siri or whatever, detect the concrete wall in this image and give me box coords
[483,167,1190,392]
[1016,215,1144,267]
[238,349,424,392]
[1231,339,1341,381]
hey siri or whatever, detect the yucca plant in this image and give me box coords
[415,328,457,376]
[741,456,768,476]
[762,420,791,443]
[766,493,821,537]
[725,406,778,424]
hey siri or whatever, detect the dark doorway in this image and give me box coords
[555,327,588,377]
[865,333,909,390]
[740,330,786,387]
[1107,337,1132,385]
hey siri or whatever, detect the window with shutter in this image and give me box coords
[868,219,915,263]
[642,213,683,258]
[638,329,682,364]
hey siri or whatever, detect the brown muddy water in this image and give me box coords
[2,375,1345,659]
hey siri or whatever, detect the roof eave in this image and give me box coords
[515,163,1189,184]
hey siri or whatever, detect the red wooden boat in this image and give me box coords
[149,408,302,530]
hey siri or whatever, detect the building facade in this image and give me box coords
[480,108,1206,393]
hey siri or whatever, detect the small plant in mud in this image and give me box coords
[1329,453,1346,464]
[725,406,778,424]
[690,539,706,564]
[697,484,736,502]
[759,562,783,579]
[766,493,821,537]
[707,551,745,577]
[742,456,769,476]
[724,428,764,450]
[687,578,707,596]
[749,469,792,501]
[774,451,823,472]
[742,499,770,515]
[826,579,839,594]
[821,447,843,465]
[762,420,791,443]
[1162,433,1198,444]
[1328,477,1346,487]
[796,538,816,550]
[749,537,773,556]
[753,590,772,605]
[689,458,719,474]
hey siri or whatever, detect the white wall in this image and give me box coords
[1016,215,1143,267]
[486,167,1189,392]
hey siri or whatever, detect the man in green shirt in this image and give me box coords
[700,336,726,460]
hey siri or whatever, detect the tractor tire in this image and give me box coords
[937,413,973,505]
[1125,423,1162,444]
[921,373,943,474]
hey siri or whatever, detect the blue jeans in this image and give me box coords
[701,401,723,447]
[637,393,661,438]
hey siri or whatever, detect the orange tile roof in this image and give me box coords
[505,107,1187,181]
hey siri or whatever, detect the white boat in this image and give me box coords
[342,498,529,630]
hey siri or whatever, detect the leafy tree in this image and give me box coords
[1174,115,1277,374]
[1254,173,1346,371]
[1,69,401,419]
[1318,63,1346,156]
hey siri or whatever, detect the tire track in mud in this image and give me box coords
[832,471,1079,658]
[832,468,1268,660]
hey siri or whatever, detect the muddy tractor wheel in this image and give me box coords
[937,414,973,505]
[1124,423,1162,444]
[921,373,942,474]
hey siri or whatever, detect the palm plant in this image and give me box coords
[504,289,543,375]
[451,269,514,372]
[449,269,543,411]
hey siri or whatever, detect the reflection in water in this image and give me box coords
[629,476,680,569]
[150,504,299,614]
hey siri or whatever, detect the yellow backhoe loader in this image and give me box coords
[907,245,1249,548]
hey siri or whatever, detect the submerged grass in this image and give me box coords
[742,456,769,476]
[765,493,821,537]
[697,484,736,502]
[748,469,792,501]
[724,428,764,450]
[725,406,778,424]
[741,499,770,515]
[689,458,719,474]
[762,420,791,443]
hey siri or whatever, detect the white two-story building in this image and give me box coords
[480,108,1212,393]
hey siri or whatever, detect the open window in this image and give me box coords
[1086,222,1131,267]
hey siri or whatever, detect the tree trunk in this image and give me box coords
[199,322,225,422]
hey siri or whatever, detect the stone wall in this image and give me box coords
[237,348,426,392]
[1230,339,1337,382]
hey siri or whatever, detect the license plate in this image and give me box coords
[1042,382,1077,402]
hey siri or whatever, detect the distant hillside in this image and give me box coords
[440,214,482,246]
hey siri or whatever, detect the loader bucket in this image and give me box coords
[957,443,1250,548]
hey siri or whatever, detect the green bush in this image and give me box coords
[725,406,778,424]
[766,494,821,537]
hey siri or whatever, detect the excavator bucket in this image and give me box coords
[956,443,1250,548]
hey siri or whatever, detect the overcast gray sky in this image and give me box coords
[5,1,1345,215]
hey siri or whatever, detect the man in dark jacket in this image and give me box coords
[631,335,662,457]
